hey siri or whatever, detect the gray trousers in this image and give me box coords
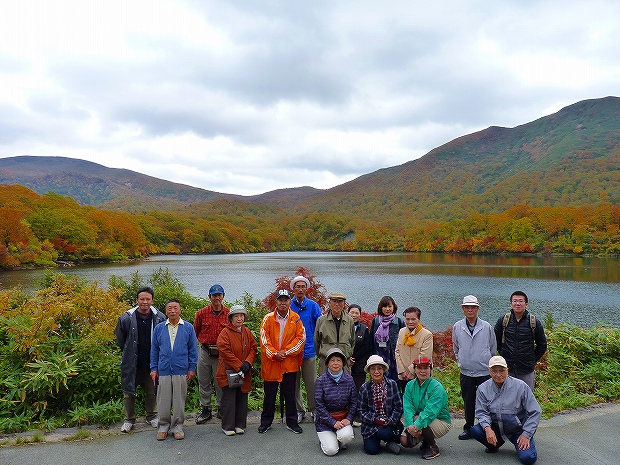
[509,370,536,391]
[157,375,187,434]
[197,348,222,409]
[295,357,317,414]
[123,369,157,423]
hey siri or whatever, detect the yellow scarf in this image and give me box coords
[402,324,423,346]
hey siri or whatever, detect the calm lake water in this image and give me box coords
[1,252,619,330]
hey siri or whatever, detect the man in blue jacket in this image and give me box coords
[290,275,323,423]
[150,300,198,441]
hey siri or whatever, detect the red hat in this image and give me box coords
[412,356,432,367]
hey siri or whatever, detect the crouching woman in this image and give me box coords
[314,348,358,455]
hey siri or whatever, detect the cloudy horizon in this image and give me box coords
[1,1,618,195]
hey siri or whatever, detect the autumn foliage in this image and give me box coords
[1,183,620,270]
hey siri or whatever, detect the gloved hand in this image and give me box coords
[240,361,251,374]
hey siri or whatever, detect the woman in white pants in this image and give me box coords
[314,348,358,455]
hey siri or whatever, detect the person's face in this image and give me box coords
[136,291,153,314]
[276,297,291,316]
[231,313,245,327]
[348,307,361,323]
[293,281,307,300]
[489,365,508,387]
[327,356,344,374]
[462,305,479,320]
[209,292,224,308]
[381,302,394,316]
[405,313,420,330]
[414,364,431,382]
[329,298,345,317]
[369,364,385,383]
[510,295,528,317]
[165,302,181,323]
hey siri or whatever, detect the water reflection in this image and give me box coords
[1,252,618,330]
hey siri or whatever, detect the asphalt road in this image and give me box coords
[2,403,619,465]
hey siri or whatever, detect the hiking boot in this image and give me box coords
[422,445,440,460]
[196,407,212,424]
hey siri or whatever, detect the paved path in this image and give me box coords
[2,403,618,465]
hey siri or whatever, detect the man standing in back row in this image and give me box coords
[115,286,166,433]
[452,295,496,440]
[494,291,547,391]
[314,292,355,375]
[194,284,230,423]
[290,275,323,424]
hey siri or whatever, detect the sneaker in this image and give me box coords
[422,445,440,460]
[149,418,159,428]
[173,431,185,440]
[458,429,472,440]
[234,427,245,434]
[386,441,401,455]
[222,429,236,436]
[120,422,133,433]
[216,410,222,419]
[287,424,303,434]
[258,425,272,434]
[196,407,212,424]
[156,431,168,441]
[297,412,304,424]
[352,421,362,427]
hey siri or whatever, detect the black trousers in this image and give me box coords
[460,373,490,430]
[261,371,298,428]
[220,385,248,431]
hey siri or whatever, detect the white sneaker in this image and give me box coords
[149,418,159,428]
[352,421,362,427]
[222,429,236,436]
[234,427,245,434]
[120,422,133,433]
[297,412,304,424]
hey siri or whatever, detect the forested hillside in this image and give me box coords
[1,97,620,268]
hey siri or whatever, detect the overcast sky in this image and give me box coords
[1,1,618,196]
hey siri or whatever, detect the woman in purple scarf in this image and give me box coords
[370,296,405,381]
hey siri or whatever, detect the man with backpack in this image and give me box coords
[494,291,547,391]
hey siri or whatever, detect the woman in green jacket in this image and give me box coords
[400,356,451,460]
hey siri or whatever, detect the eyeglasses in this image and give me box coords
[511,299,526,303]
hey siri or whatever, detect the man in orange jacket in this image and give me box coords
[259,289,306,434]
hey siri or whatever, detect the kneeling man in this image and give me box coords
[471,355,541,465]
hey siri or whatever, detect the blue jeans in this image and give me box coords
[363,425,399,455]
[471,423,537,465]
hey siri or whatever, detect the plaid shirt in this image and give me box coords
[358,377,403,439]
[194,305,230,345]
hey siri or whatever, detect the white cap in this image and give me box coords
[462,295,479,306]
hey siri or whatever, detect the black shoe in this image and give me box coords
[419,441,429,453]
[195,407,212,424]
[458,429,472,440]
[286,424,303,434]
[422,445,440,460]
[258,425,272,434]
[485,447,498,454]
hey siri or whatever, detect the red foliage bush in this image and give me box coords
[432,327,455,367]
[262,266,328,311]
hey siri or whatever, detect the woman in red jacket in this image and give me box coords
[216,305,258,436]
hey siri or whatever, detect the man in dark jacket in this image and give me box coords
[494,291,547,391]
[115,286,166,433]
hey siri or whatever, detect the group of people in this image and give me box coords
[115,277,547,464]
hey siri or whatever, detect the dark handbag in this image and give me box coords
[207,345,219,356]
[226,370,244,388]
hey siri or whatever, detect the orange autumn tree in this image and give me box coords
[262,266,328,312]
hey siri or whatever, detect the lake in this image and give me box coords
[1,252,619,330]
